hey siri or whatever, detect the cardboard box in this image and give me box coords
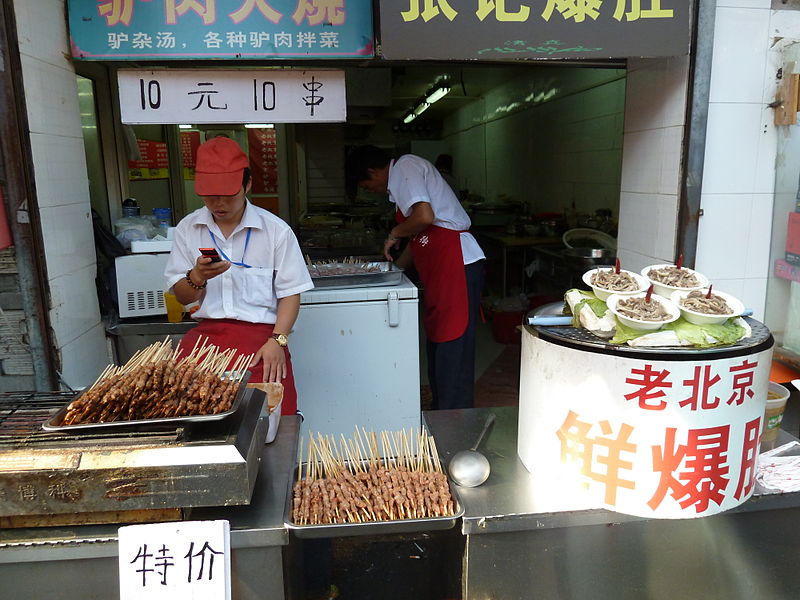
[786,212,800,265]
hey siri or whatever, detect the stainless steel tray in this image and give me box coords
[284,463,464,538]
[308,261,404,290]
[41,372,250,433]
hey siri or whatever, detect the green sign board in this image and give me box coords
[379,0,691,60]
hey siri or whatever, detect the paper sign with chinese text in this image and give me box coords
[518,334,772,519]
[118,69,345,124]
[68,0,373,60]
[118,519,230,600]
[379,0,690,60]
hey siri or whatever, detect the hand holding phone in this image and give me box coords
[199,247,222,263]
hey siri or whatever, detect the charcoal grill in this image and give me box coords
[0,388,267,524]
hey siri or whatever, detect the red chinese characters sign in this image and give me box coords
[519,336,772,519]
[247,128,279,195]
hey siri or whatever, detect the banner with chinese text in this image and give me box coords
[68,0,373,60]
[118,69,345,124]
[518,334,771,519]
[379,0,691,60]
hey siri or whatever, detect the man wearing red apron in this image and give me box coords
[346,146,486,410]
[164,137,313,415]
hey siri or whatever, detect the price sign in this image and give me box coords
[118,520,231,600]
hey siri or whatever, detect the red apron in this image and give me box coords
[397,210,469,343]
[177,319,297,416]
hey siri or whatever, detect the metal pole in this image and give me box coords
[678,0,717,268]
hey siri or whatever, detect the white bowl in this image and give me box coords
[670,288,744,326]
[582,268,649,301]
[607,292,680,331]
[641,264,709,298]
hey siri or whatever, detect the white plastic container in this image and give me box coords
[641,264,709,298]
[582,267,648,301]
[763,382,791,443]
[670,289,744,326]
[606,292,680,331]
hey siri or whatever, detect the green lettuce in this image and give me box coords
[566,289,608,328]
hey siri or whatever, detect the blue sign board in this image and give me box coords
[68,0,374,60]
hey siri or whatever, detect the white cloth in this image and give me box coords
[164,201,313,324]
[388,155,485,265]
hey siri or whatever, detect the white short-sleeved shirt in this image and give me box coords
[164,201,313,324]
[388,155,485,265]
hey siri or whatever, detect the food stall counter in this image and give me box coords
[425,407,800,599]
[0,416,300,600]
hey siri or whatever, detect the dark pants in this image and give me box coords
[427,260,485,410]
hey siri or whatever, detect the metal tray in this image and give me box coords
[308,261,404,290]
[41,372,250,433]
[284,463,464,538]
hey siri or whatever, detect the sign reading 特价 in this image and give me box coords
[67,0,374,60]
[118,69,346,124]
[118,520,231,600]
[379,0,691,60]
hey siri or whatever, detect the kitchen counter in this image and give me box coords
[0,415,300,599]
[425,407,800,600]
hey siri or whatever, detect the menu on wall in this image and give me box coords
[247,128,279,195]
[180,131,201,180]
[128,139,169,180]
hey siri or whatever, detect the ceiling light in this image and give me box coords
[425,85,450,104]
[245,123,274,128]
[403,113,416,124]
[413,102,430,117]
[178,124,193,129]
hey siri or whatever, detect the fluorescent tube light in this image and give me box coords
[178,124,193,129]
[403,113,416,124]
[413,102,430,117]
[245,123,274,129]
[425,86,450,104]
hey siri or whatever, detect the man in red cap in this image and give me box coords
[165,136,313,416]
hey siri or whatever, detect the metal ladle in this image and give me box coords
[449,413,496,488]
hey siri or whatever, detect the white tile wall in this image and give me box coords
[702,103,767,194]
[58,323,113,390]
[14,0,106,383]
[48,264,103,349]
[709,7,770,104]
[29,133,91,209]
[38,203,95,277]
[617,192,678,261]
[13,0,72,70]
[18,55,82,138]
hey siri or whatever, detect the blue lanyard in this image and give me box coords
[209,228,252,268]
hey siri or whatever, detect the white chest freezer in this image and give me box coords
[291,275,421,443]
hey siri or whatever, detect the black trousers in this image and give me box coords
[427,260,485,410]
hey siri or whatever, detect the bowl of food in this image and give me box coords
[582,267,648,301]
[606,292,681,331]
[641,264,709,298]
[670,288,744,326]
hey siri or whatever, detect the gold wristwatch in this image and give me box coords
[271,333,289,347]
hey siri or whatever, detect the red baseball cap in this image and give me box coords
[195,136,249,196]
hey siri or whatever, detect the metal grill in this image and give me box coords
[0,392,183,447]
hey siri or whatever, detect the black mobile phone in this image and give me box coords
[199,247,222,263]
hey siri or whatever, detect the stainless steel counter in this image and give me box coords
[425,407,800,600]
[0,415,299,599]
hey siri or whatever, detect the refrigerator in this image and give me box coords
[291,275,421,444]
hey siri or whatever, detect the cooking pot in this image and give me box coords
[562,247,615,270]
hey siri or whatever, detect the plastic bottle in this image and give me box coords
[121,197,140,217]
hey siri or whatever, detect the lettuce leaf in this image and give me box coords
[663,318,746,347]
[566,290,608,328]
